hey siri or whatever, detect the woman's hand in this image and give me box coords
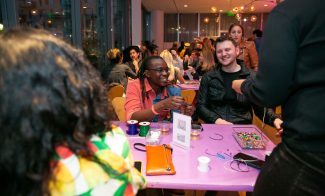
[215,118,233,125]
[180,104,195,116]
[157,96,186,111]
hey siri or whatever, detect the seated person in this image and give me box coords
[197,36,282,127]
[0,27,146,196]
[101,48,137,90]
[160,49,185,84]
[125,56,193,122]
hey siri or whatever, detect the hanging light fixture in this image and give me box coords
[251,15,257,22]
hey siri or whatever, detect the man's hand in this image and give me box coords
[273,118,283,137]
[232,79,245,94]
[215,118,233,125]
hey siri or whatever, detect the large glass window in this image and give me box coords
[199,13,219,38]
[81,0,99,67]
[179,13,198,42]
[16,0,72,43]
[0,3,3,32]
[164,14,177,42]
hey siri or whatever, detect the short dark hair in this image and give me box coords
[129,45,141,54]
[253,29,263,37]
[0,27,112,195]
[215,35,238,47]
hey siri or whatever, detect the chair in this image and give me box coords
[111,97,126,121]
[107,85,124,101]
[181,90,196,105]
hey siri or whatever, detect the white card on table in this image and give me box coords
[172,112,191,150]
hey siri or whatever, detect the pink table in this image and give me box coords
[113,122,275,191]
[177,80,200,90]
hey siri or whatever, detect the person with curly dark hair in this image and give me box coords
[0,27,146,196]
[125,56,194,122]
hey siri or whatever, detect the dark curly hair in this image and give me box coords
[0,27,112,195]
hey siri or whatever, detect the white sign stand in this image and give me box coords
[172,112,191,150]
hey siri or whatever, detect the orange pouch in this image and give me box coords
[145,144,176,175]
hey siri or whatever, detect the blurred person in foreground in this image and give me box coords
[0,27,145,196]
[232,0,325,195]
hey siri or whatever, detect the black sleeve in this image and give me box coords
[196,75,220,123]
[252,104,277,127]
[241,10,298,107]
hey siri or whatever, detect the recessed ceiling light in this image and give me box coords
[219,9,223,12]
[264,4,269,7]
[184,4,188,8]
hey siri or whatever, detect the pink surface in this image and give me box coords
[113,122,275,191]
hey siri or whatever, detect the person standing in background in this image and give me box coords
[252,29,263,55]
[232,0,325,195]
[229,24,259,71]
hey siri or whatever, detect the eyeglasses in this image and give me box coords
[147,67,169,73]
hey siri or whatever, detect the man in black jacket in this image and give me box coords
[232,0,325,195]
[197,36,282,127]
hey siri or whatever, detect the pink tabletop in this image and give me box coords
[177,80,200,90]
[113,122,275,191]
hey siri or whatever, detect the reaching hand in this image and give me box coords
[273,118,283,137]
[232,79,245,94]
[215,118,233,125]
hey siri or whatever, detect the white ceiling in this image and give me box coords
[142,0,278,13]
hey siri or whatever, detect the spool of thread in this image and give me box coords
[139,122,150,137]
[127,120,138,135]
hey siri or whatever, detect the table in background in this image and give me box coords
[177,80,200,91]
[113,122,275,191]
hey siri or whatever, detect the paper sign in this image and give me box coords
[172,112,191,150]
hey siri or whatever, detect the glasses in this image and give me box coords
[147,67,169,73]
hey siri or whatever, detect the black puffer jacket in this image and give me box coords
[197,62,277,125]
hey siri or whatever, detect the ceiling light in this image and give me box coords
[250,6,255,12]
[219,10,223,12]
[211,6,217,13]
[184,4,188,8]
[83,6,87,9]
[264,4,269,7]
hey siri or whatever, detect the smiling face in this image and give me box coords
[145,58,169,90]
[229,25,243,43]
[216,40,239,68]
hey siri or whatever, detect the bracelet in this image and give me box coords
[151,105,159,115]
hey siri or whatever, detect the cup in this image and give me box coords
[197,156,210,172]
[159,121,170,132]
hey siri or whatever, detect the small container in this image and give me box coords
[145,129,161,146]
[197,156,211,172]
[159,121,170,132]
[191,124,202,137]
